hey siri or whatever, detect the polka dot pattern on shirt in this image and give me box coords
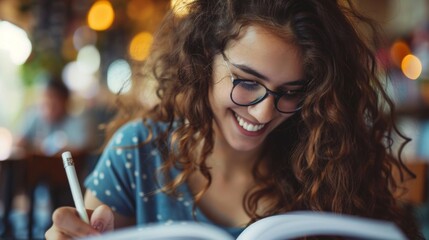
[83,120,246,237]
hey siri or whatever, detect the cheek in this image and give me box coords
[209,81,233,111]
[210,56,234,112]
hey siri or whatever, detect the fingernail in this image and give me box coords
[92,221,105,232]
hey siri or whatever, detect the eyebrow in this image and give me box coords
[230,62,306,86]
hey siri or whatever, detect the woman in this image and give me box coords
[46,0,422,239]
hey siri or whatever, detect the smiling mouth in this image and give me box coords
[234,113,265,132]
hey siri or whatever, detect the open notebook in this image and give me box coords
[79,211,407,240]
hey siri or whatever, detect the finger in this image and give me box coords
[90,204,115,233]
[45,225,72,240]
[52,207,100,237]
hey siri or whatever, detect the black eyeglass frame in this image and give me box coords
[221,54,306,114]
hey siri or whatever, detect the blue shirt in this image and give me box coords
[84,119,244,238]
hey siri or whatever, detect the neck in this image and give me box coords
[205,132,265,179]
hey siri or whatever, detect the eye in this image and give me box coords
[280,88,305,99]
[284,89,300,95]
[236,79,262,91]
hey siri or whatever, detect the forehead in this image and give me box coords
[224,25,303,83]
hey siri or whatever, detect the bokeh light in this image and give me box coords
[171,0,194,16]
[129,32,153,61]
[87,0,115,31]
[0,127,13,160]
[76,45,101,74]
[107,59,132,94]
[62,61,99,98]
[0,20,32,65]
[390,40,411,68]
[401,54,422,80]
[73,26,97,50]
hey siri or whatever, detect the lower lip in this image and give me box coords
[232,113,267,137]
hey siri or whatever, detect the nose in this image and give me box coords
[247,95,277,123]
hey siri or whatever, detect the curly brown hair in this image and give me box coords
[107,0,422,238]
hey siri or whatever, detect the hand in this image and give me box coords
[45,204,114,240]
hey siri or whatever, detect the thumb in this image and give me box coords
[90,205,115,233]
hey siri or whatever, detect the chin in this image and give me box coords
[226,133,266,152]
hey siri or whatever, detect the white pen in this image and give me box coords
[62,151,90,224]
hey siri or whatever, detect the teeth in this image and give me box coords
[234,113,265,132]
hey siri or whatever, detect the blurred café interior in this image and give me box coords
[0,0,429,239]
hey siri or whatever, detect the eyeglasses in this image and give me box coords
[222,55,306,114]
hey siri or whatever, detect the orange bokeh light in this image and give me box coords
[401,54,422,80]
[129,32,153,61]
[87,0,115,31]
[390,40,411,68]
[171,0,194,16]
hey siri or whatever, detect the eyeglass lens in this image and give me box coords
[231,80,303,113]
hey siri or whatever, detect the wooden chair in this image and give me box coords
[0,152,88,239]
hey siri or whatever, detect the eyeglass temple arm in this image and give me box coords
[221,53,234,82]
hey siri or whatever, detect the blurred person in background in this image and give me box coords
[15,77,90,156]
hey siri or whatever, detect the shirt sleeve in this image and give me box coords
[84,120,152,216]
